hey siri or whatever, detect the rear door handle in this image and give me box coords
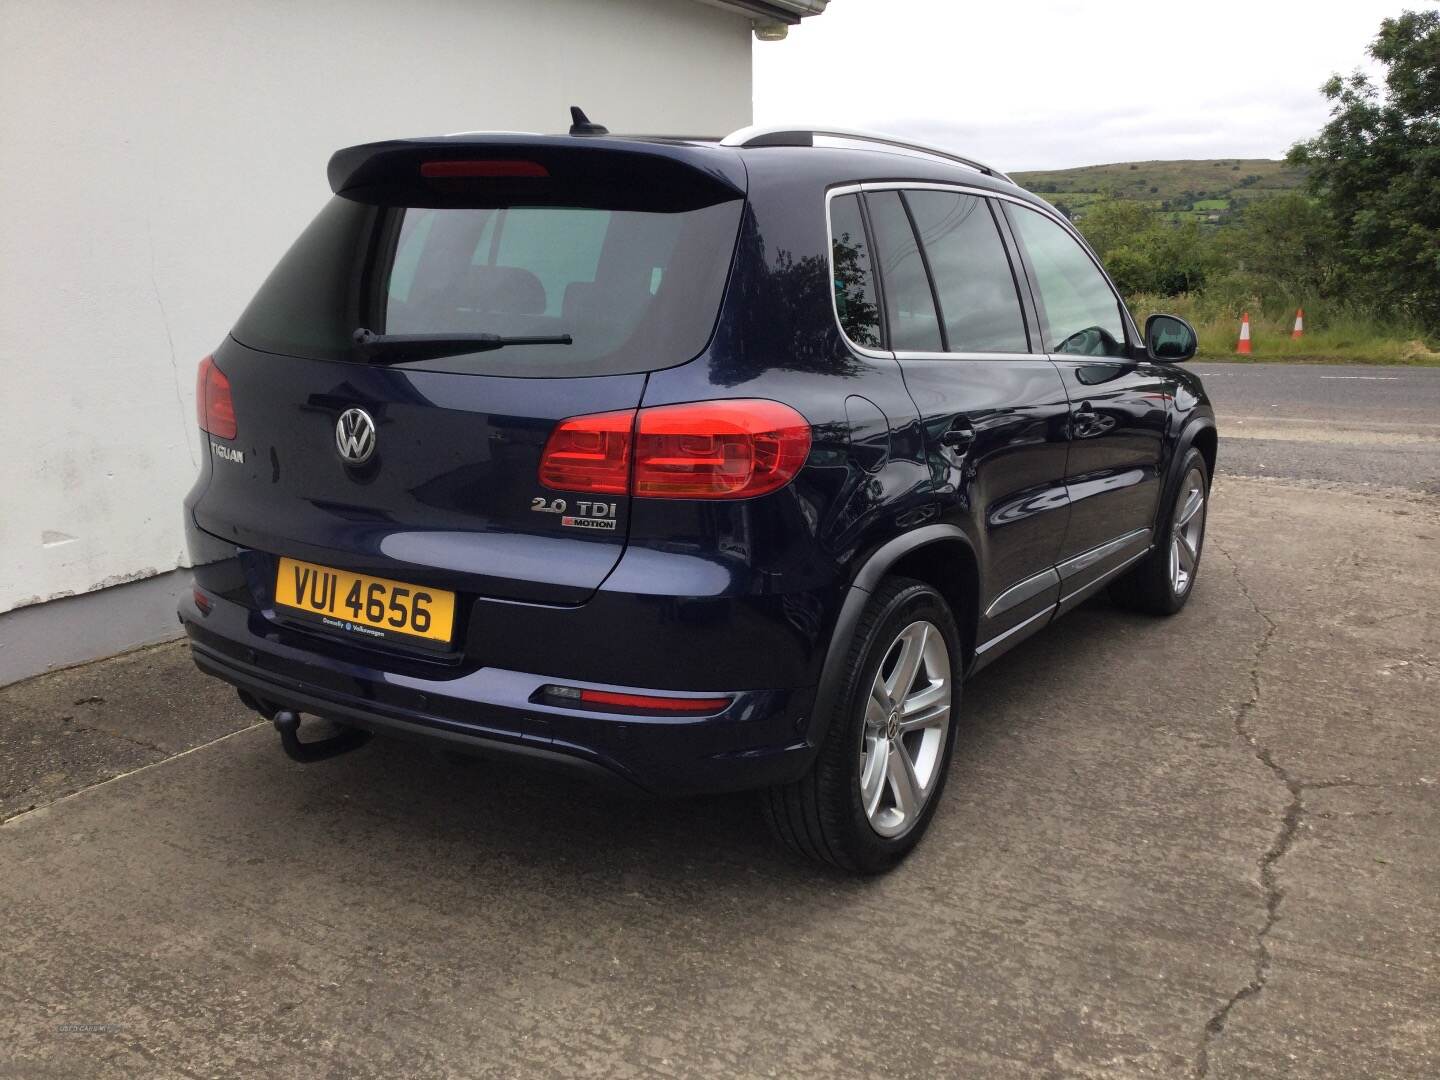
[941,420,975,450]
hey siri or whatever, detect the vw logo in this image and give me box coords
[335,408,376,465]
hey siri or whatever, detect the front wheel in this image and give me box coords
[1110,447,1210,615]
[761,577,962,874]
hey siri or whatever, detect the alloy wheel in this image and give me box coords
[1170,467,1207,595]
[858,620,953,839]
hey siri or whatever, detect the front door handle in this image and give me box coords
[941,420,975,451]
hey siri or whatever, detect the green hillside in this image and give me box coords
[1011,159,1306,225]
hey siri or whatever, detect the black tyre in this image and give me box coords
[1110,446,1210,615]
[762,577,962,874]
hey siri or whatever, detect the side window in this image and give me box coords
[828,194,882,348]
[904,191,1029,353]
[1007,204,1128,358]
[865,191,943,352]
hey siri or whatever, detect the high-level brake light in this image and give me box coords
[539,400,811,500]
[420,160,550,179]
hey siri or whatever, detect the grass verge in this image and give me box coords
[1128,293,1440,365]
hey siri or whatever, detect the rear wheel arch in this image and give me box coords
[886,541,978,672]
[810,528,978,748]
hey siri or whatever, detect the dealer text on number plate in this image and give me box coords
[274,557,455,644]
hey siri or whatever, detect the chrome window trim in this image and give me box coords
[857,181,1137,353]
[895,350,1051,362]
[824,182,1058,363]
[824,184,893,360]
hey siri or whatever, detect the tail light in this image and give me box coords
[537,409,632,494]
[196,355,237,440]
[539,400,811,500]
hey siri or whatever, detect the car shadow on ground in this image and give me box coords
[240,592,1163,897]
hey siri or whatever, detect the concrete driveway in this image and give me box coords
[3,369,1438,1078]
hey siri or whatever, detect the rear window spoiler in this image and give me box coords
[327,135,748,211]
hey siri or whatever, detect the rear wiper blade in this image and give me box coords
[352,328,572,363]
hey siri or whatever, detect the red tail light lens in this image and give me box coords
[539,400,811,500]
[634,400,811,499]
[538,409,632,494]
[196,355,237,440]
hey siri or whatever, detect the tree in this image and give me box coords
[1289,9,1440,329]
[1076,198,1219,295]
[1219,193,1338,300]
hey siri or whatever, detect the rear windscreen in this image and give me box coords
[232,195,743,377]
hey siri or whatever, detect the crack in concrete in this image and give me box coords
[0,722,264,828]
[1193,540,1287,1078]
[1194,544,1379,1076]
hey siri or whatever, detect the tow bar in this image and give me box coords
[271,710,372,763]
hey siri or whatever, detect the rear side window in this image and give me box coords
[1005,204,1128,358]
[234,195,743,377]
[865,191,943,352]
[903,191,1029,354]
[828,194,881,348]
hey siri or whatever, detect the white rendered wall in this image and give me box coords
[0,0,752,613]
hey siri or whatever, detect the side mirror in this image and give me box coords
[1145,314,1198,362]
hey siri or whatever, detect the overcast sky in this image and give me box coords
[753,0,1424,171]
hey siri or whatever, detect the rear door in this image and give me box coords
[191,142,745,641]
[860,185,1072,652]
[1001,202,1174,602]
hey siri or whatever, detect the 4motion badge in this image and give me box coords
[531,496,618,531]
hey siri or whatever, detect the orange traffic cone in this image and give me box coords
[1292,308,1304,340]
[1237,312,1252,355]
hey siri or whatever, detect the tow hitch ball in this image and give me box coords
[271,710,372,763]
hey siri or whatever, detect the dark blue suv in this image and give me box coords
[180,120,1215,873]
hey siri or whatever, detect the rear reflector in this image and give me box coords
[196,355,237,440]
[420,160,550,179]
[538,400,811,500]
[541,684,731,715]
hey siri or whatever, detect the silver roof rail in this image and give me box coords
[720,125,1012,183]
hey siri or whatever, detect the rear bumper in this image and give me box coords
[180,589,819,796]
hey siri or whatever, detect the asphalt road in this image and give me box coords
[1196,362,1440,495]
[2,363,1438,1079]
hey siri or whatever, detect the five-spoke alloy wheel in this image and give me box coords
[1169,465,1207,596]
[860,621,952,839]
[761,577,961,874]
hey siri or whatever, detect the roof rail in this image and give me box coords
[720,125,1012,183]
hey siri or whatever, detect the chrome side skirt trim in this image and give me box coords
[1056,528,1151,581]
[985,567,1061,619]
[1055,546,1152,616]
[975,604,1055,658]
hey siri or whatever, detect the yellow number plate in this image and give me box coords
[274,558,455,646]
